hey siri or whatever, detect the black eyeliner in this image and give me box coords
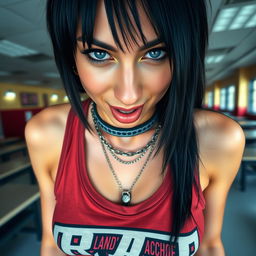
[80,47,168,64]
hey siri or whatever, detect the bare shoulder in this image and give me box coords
[194,108,245,143]
[25,103,72,174]
[25,103,71,144]
[194,108,245,181]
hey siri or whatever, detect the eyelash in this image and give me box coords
[80,47,167,64]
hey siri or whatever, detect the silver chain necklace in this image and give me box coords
[94,118,161,165]
[107,147,148,165]
[103,125,161,165]
[99,136,157,205]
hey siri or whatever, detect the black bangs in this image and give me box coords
[79,1,98,50]
[79,0,160,53]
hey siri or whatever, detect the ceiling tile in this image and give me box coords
[0,0,25,7]
[6,29,51,52]
[209,29,253,49]
[5,0,46,29]
[0,7,35,37]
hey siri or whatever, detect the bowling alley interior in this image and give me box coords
[0,0,256,255]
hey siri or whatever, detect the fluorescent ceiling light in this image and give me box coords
[0,71,10,76]
[213,4,256,32]
[214,55,225,63]
[229,6,254,30]
[206,56,214,64]
[44,72,60,78]
[0,40,38,57]
[240,5,256,16]
[213,26,226,32]
[221,7,238,18]
[213,7,238,32]
[206,55,225,64]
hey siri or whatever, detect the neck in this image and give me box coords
[88,103,159,152]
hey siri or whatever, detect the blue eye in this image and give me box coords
[145,48,166,60]
[81,47,167,64]
[88,51,110,61]
[81,49,111,63]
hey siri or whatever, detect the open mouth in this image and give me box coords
[109,105,144,124]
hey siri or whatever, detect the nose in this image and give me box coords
[114,61,142,106]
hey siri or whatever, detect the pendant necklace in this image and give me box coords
[99,135,157,205]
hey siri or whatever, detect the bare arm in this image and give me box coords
[25,106,68,256]
[196,116,245,255]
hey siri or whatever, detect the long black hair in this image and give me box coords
[46,0,209,243]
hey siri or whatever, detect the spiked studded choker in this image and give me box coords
[91,102,158,137]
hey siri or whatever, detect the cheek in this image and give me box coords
[78,67,108,95]
[144,63,172,95]
[76,58,113,95]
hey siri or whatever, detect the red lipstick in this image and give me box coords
[110,104,144,124]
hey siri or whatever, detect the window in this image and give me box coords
[227,85,235,111]
[220,88,227,110]
[220,85,235,111]
[208,91,213,108]
[248,78,256,114]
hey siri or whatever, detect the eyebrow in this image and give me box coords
[76,37,163,52]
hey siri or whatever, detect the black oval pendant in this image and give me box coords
[121,190,131,205]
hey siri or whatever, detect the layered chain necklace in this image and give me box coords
[91,102,161,205]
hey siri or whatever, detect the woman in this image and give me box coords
[25,0,245,255]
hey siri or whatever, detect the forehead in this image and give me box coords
[78,0,158,51]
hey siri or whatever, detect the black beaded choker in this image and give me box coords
[91,102,158,137]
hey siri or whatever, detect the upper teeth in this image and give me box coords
[118,109,135,114]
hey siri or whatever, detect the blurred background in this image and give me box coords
[0,0,256,255]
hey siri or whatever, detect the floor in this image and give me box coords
[222,174,256,256]
[0,170,256,256]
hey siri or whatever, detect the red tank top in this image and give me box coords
[52,98,205,256]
